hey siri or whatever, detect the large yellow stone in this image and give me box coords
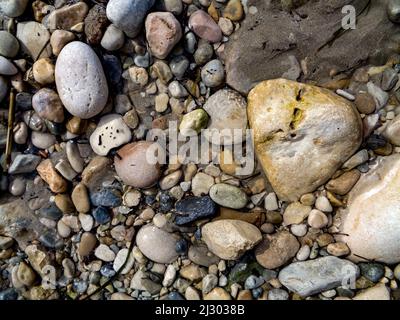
[247,79,362,201]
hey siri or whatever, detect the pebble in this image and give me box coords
[54,194,75,214]
[191,172,214,196]
[218,17,234,36]
[0,0,29,17]
[202,219,262,260]
[202,274,218,294]
[89,114,132,156]
[354,92,376,114]
[175,195,217,225]
[111,293,134,300]
[189,10,222,43]
[159,170,182,190]
[113,248,135,274]
[79,213,94,232]
[326,242,350,257]
[278,256,359,297]
[55,42,109,119]
[188,244,220,267]
[204,287,231,300]
[315,195,333,212]
[283,202,311,225]
[57,220,71,238]
[155,93,169,113]
[17,261,36,287]
[180,264,207,281]
[94,244,116,262]
[223,0,244,21]
[359,263,385,283]
[0,56,17,75]
[158,0,183,15]
[207,180,243,205]
[36,159,68,193]
[255,231,300,269]
[296,245,311,261]
[100,25,125,51]
[65,142,84,173]
[50,30,75,56]
[268,289,289,300]
[367,81,389,110]
[47,2,88,31]
[194,40,214,65]
[264,192,279,211]
[170,56,189,80]
[32,89,64,123]
[33,58,55,85]
[92,206,111,225]
[0,289,18,300]
[106,0,155,38]
[307,209,329,229]
[145,12,182,59]
[136,224,181,263]
[72,183,90,213]
[90,188,122,207]
[84,4,109,45]
[381,68,398,91]
[179,109,209,136]
[353,283,390,300]
[201,59,225,87]
[0,31,19,58]
[114,141,162,188]
[203,89,248,145]
[55,159,78,181]
[185,286,201,300]
[0,236,13,250]
[16,21,51,60]
[8,177,26,196]
[31,131,56,150]
[248,79,362,201]
[168,80,189,98]
[8,154,41,175]
[163,265,177,287]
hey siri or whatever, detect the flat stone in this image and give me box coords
[248,79,362,201]
[353,283,390,300]
[189,10,222,43]
[188,244,220,267]
[36,159,68,193]
[145,12,182,59]
[113,248,135,274]
[89,114,132,156]
[31,132,56,149]
[203,89,247,145]
[66,141,84,173]
[255,231,300,269]
[337,154,400,264]
[8,154,41,175]
[326,170,361,195]
[278,256,359,297]
[283,202,311,225]
[85,4,109,45]
[32,89,64,123]
[16,21,51,60]
[209,183,248,209]
[94,244,115,262]
[136,224,181,263]
[106,0,155,38]
[47,2,89,31]
[175,195,218,225]
[55,41,108,119]
[89,187,122,207]
[202,219,262,260]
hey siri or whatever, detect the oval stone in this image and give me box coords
[136,224,181,263]
[209,183,248,209]
[114,141,162,188]
[55,41,108,119]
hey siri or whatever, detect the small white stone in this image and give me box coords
[191,172,214,196]
[89,114,132,156]
[162,264,177,287]
[290,223,308,237]
[307,209,329,229]
[315,195,333,212]
[296,245,310,261]
[79,213,94,231]
[94,244,116,262]
[113,248,135,274]
[264,192,279,211]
